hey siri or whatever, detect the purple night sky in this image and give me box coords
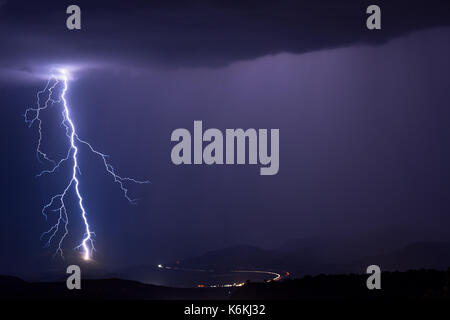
[1,0,450,277]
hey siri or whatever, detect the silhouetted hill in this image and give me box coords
[180,245,271,270]
[174,244,336,276]
[353,242,450,272]
[277,226,438,263]
[2,269,450,300]
[173,242,346,276]
[175,240,450,278]
[0,276,229,300]
[232,269,450,300]
[74,240,450,289]
[0,275,26,286]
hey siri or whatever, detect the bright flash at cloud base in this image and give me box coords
[24,71,150,260]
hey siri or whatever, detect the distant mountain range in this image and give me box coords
[175,244,335,275]
[164,241,450,277]
[8,238,450,287]
[354,242,450,272]
[1,240,449,299]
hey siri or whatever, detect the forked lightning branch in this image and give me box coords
[24,69,149,261]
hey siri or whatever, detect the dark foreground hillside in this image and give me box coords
[1,269,450,300]
[0,276,229,300]
[233,269,450,300]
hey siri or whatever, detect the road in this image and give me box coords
[157,264,287,287]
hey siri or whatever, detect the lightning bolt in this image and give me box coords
[24,70,150,260]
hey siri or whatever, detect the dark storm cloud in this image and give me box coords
[0,0,450,74]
